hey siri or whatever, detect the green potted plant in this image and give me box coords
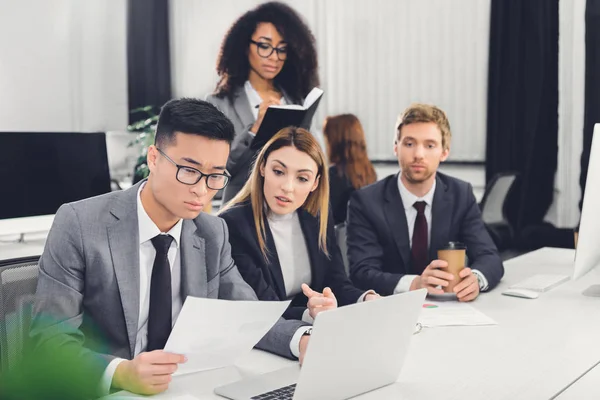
[128,106,159,184]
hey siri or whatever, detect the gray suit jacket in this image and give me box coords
[30,182,307,393]
[206,87,296,203]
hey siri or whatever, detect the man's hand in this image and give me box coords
[302,283,337,319]
[453,268,480,302]
[364,292,381,301]
[112,350,186,395]
[299,334,310,365]
[409,260,454,295]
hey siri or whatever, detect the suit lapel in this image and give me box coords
[232,86,255,129]
[384,175,411,268]
[263,217,287,299]
[107,183,142,358]
[429,175,452,261]
[180,218,207,299]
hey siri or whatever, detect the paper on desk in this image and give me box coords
[418,301,497,327]
[164,297,291,376]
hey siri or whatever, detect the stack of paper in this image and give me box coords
[164,297,291,376]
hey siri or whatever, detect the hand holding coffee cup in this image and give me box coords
[437,242,480,302]
[437,242,467,293]
[409,260,455,295]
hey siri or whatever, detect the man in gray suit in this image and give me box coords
[30,99,311,397]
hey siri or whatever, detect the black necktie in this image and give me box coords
[147,234,174,351]
[411,201,428,275]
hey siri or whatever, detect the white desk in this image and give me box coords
[555,362,600,399]
[106,247,600,400]
[0,238,46,260]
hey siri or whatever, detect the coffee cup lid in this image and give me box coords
[440,241,466,250]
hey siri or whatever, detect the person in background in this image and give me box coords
[323,114,377,225]
[347,103,504,300]
[206,1,320,203]
[220,127,378,324]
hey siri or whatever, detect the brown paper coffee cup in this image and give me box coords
[437,242,467,293]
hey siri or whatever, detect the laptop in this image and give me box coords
[215,288,426,400]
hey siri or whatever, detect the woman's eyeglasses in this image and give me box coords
[250,40,288,61]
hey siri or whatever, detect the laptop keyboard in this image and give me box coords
[250,383,296,399]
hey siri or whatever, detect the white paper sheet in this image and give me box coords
[164,297,291,376]
[418,301,497,327]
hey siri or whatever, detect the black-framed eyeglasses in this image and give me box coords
[250,39,288,61]
[156,148,230,190]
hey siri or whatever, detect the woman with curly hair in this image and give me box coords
[323,114,377,224]
[206,1,320,203]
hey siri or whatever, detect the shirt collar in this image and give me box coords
[244,81,263,110]
[397,174,436,211]
[244,80,286,109]
[137,182,183,247]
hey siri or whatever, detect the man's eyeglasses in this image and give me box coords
[156,148,230,190]
[250,40,288,61]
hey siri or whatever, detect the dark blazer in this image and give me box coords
[328,165,355,225]
[220,201,365,320]
[347,173,504,295]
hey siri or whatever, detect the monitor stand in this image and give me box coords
[582,284,600,297]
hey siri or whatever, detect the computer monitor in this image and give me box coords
[573,124,600,296]
[0,132,111,220]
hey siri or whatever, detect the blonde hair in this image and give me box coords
[395,103,452,150]
[220,126,330,260]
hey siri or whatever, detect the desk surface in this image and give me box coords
[555,361,600,399]
[0,238,46,260]
[106,247,600,400]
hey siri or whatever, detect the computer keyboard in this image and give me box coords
[510,274,570,292]
[251,383,296,400]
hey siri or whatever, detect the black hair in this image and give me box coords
[155,98,235,147]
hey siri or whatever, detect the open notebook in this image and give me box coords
[251,87,323,150]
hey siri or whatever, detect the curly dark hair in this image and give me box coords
[213,1,319,104]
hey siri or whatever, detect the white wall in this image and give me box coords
[170,0,491,162]
[551,0,586,228]
[0,0,128,132]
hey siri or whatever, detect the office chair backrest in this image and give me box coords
[480,173,518,225]
[0,256,39,372]
[334,223,350,275]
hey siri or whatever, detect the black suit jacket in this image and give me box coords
[220,202,364,320]
[328,165,355,225]
[347,173,504,295]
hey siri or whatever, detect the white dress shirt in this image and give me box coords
[394,175,488,293]
[268,210,373,324]
[100,183,183,393]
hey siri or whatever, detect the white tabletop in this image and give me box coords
[0,237,46,260]
[106,247,600,400]
[555,361,600,399]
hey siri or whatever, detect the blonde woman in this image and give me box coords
[220,127,377,323]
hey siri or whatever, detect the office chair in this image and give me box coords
[479,172,519,251]
[334,223,350,275]
[0,256,39,372]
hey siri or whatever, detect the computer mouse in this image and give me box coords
[501,288,539,299]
